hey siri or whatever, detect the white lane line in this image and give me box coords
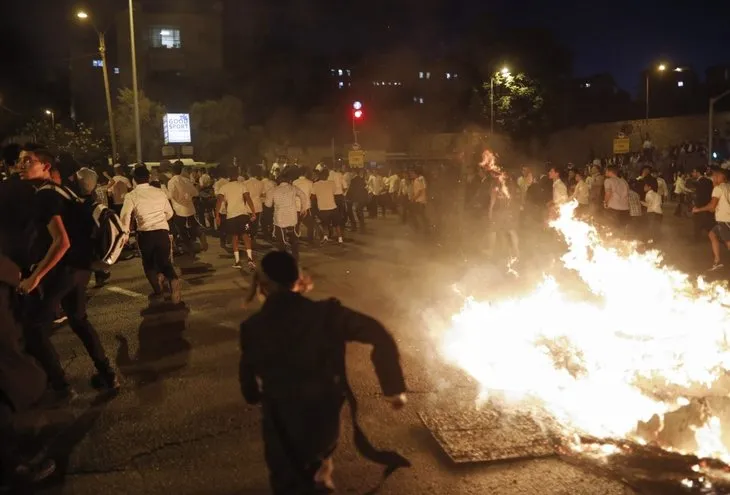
[106,286,146,299]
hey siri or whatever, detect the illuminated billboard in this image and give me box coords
[163,113,191,144]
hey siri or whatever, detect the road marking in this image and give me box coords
[106,286,146,299]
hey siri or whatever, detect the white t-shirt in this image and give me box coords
[312,180,337,211]
[604,176,629,211]
[293,176,313,212]
[573,180,590,205]
[552,179,568,204]
[219,181,251,219]
[328,170,346,195]
[712,183,730,222]
[643,189,662,214]
[244,177,264,213]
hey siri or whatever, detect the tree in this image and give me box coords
[475,71,547,138]
[190,96,244,161]
[114,88,166,162]
[20,119,109,162]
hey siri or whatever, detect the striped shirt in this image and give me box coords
[265,182,311,228]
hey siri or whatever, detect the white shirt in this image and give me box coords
[119,183,173,232]
[713,183,730,222]
[387,174,400,194]
[167,174,198,217]
[642,190,662,214]
[261,178,276,199]
[343,171,353,190]
[412,176,427,204]
[244,177,264,213]
[265,183,311,228]
[328,170,346,195]
[218,180,251,219]
[312,180,337,211]
[656,177,669,199]
[674,176,688,195]
[199,173,213,188]
[368,175,386,195]
[573,180,590,205]
[109,175,132,205]
[293,176,313,212]
[604,176,630,211]
[552,178,568,204]
[214,178,230,214]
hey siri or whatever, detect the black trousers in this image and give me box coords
[137,230,178,282]
[400,196,410,224]
[693,211,716,239]
[334,195,346,225]
[346,202,366,230]
[297,212,316,242]
[23,266,111,390]
[410,202,428,233]
[172,215,201,255]
[274,226,299,261]
[261,207,274,238]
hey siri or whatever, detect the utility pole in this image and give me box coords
[128,0,143,164]
[98,33,117,162]
[709,89,730,166]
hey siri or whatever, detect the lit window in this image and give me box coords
[419,97,424,104]
[419,72,424,79]
[381,81,385,85]
[678,81,684,87]
[114,67,120,74]
[338,81,344,89]
[346,69,351,76]
[338,69,343,76]
[426,72,431,79]
[331,69,335,75]
[348,82,351,87]
[453,73,458,78]
[150,27,181,48]
[92,59,103,67]
[585,82,591,88]
[446,73,451,79]
[413,96,418,102]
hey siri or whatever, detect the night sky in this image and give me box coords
[1,0,729,103]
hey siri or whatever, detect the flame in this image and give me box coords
[437,200,730,459]
[479,149,510,199]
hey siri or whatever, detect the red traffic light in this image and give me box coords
[353,109,363,119]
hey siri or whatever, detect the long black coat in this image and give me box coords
[0,255,46,412]
[240,291,406,460]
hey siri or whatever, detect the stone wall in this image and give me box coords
[528,112,730,165]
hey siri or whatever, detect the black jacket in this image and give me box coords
[0,255,46,412]
[346,176,369,205]
[240,291,406,405]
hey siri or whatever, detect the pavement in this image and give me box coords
[22,206,722,495]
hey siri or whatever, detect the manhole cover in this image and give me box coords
[419,404,558,463]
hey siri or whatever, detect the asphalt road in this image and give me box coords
[25,207,718,495]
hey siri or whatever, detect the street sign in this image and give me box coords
[351,142,361,151]
[348,150,365,168]
[613,137,630,154]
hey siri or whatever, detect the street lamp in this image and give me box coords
[646,63,668,122]
[44,109,55,126]
[76,9,117,162]
[708,89,730,166]
[491,67,510,134]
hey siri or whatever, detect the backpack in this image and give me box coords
[38,183,129,268]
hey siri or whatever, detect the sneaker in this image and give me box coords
[709,263,724,272]
[90,371,121,392]
[247,258,256,270]
[169,278,182,304]
[157,273,168,294]
[232,261,242,269]
[52,315,68,326]
[338,237,343,244]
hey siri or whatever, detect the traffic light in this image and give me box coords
[353,101,363,120]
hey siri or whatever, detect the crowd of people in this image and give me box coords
[0,144,422,491]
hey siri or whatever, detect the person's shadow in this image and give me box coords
[115,302,191,406]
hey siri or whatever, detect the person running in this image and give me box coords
[265,168,310,260]
[693,167,730,271]
[18,146,119,400]
[293,168,316,242]
[243,166,265,242]
[240,251,409,494]
[216,167,257,269]
[120,165,182,303]
[168,161,207,258]
[312,169,344,244]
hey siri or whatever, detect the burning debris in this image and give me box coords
[428,199,730,491]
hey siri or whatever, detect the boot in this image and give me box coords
[144,270,163,296]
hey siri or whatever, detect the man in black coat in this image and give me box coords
[240,251,409,494]
[0,252,56,487]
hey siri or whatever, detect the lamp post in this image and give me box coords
[128,0,143,165]
[44,109,55,127]
[490,67,510,135]
[708,89,730,166]
[645,63,667,122]
[76,10,118,162]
